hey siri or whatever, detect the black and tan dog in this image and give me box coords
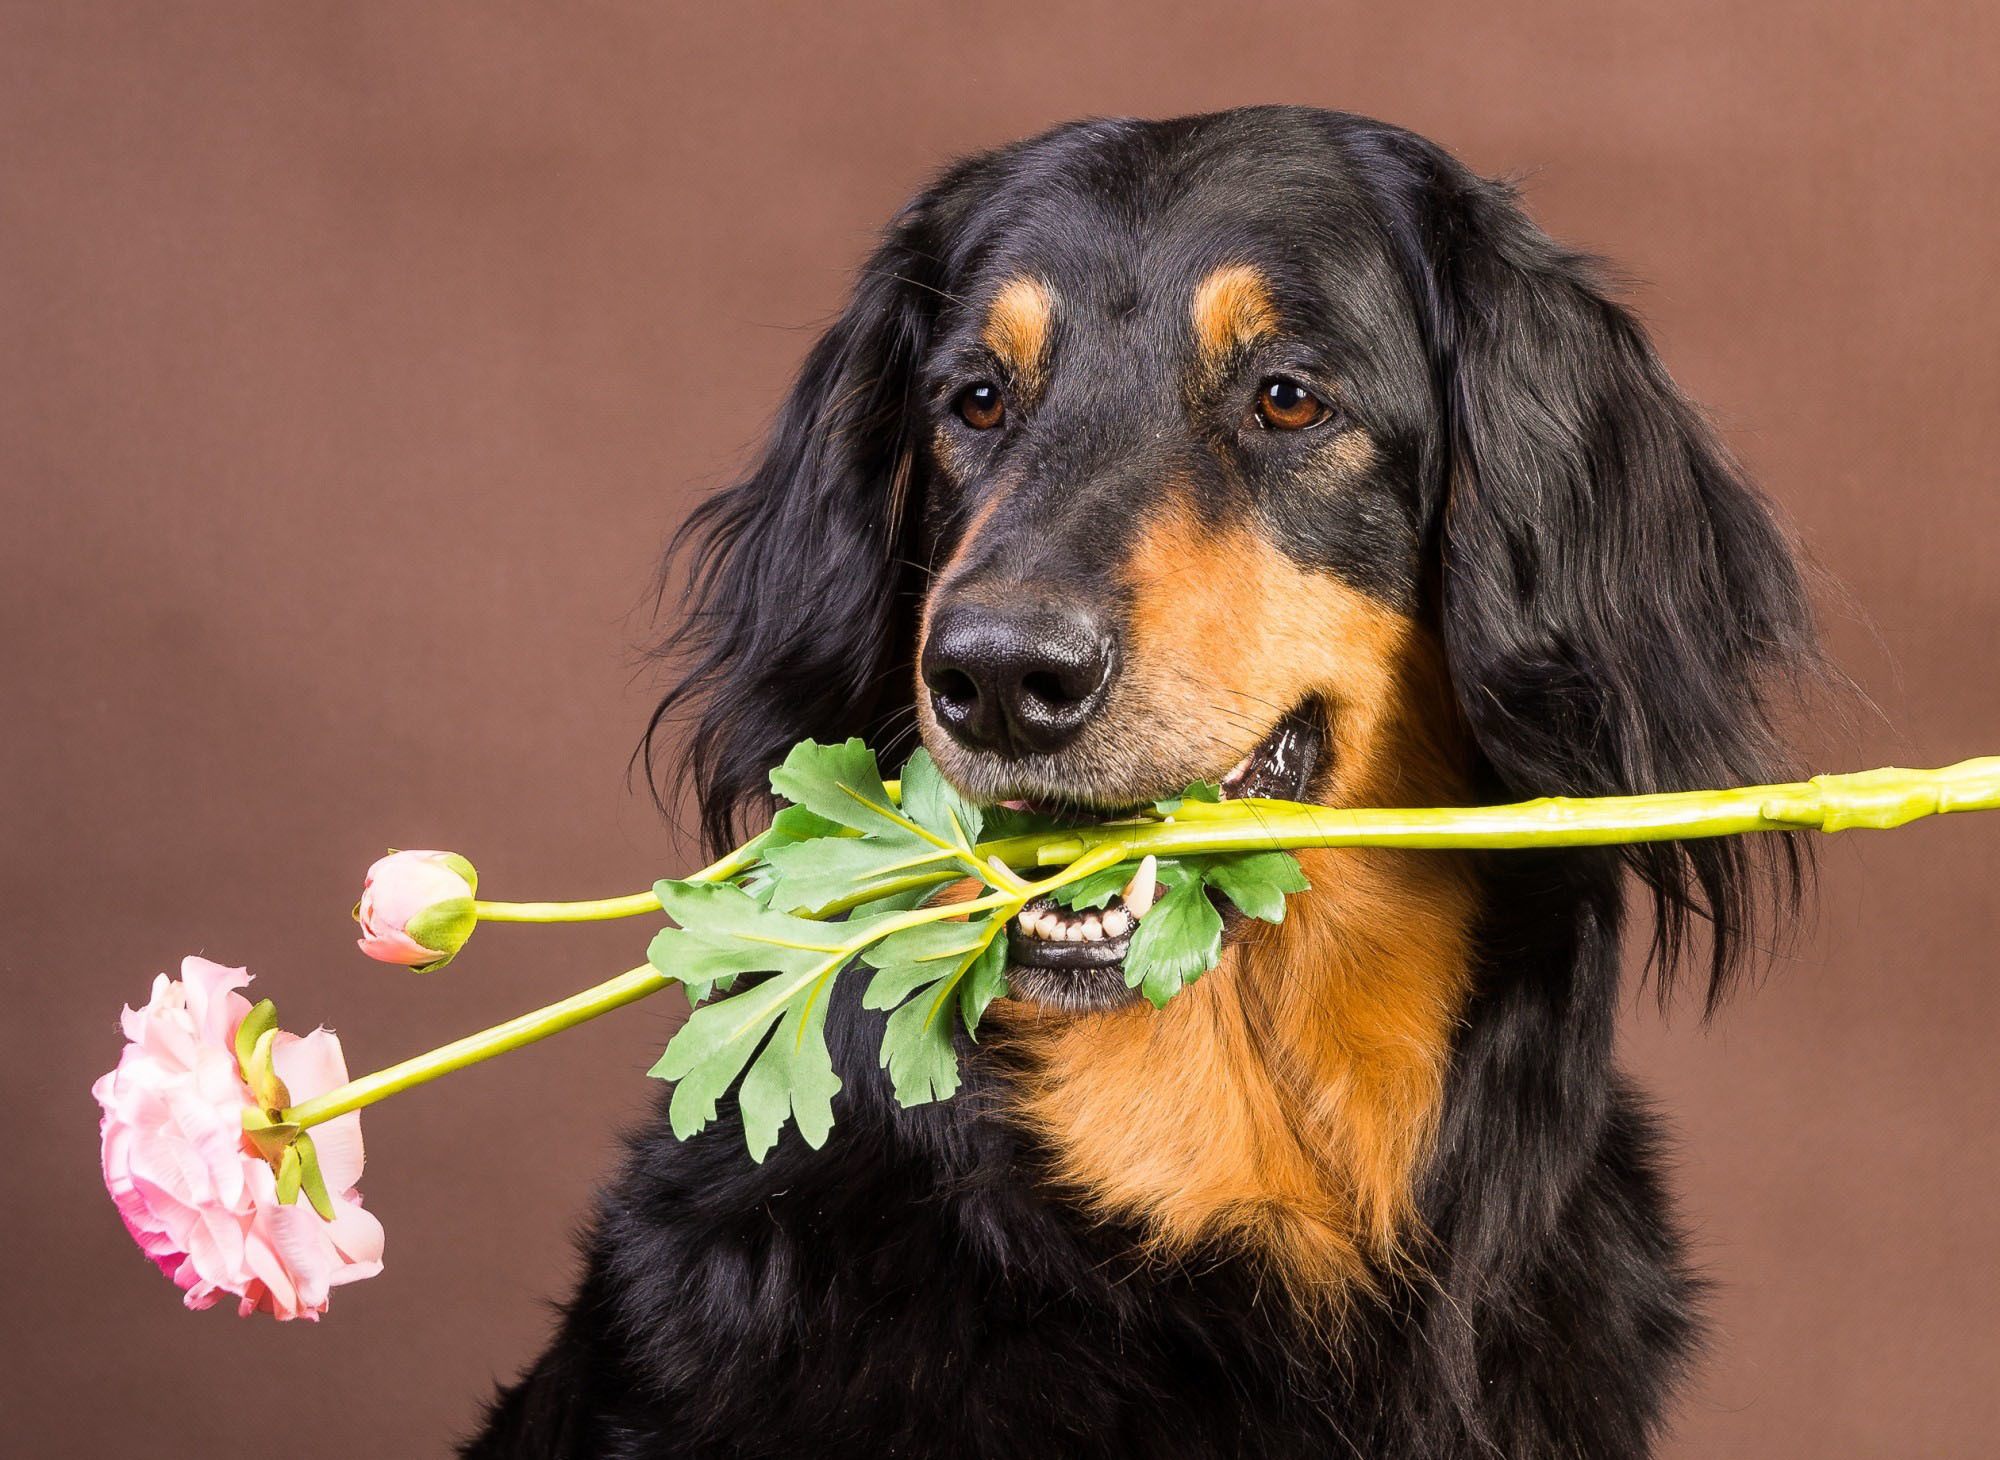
[469,106,1816,1458]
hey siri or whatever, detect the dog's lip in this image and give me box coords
[999,706,1324,1011]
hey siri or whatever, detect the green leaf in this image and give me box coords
[1153,779,1222,815]
[879,981,966,1106]
[861,916,1006,1105]
[272,1130,338,1220]
[646,879,897,1146]
[897,748,983,850]
[978,804,1065,841]
[766,802,847,846]
[1195,850,1311,923]
[736,983,843,1160]
[849,884,935,917]
[759,833,947,916]
[768,738,904,839]
[755,739,964,915]
[1124,866,1224,1008]
[1047,862,1144,911]
[859,919,992,1009]
[958,934,1010,1038]
[655,992,789,1141]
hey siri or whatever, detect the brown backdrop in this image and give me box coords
[6,3,1997,1454]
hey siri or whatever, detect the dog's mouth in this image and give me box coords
[1001,708,1324,1013]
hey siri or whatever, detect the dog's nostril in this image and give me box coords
[1020,669,1074,707]
[932,667,981,710]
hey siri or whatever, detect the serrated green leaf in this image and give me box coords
[1154,779,1223,815]
[1124,867,1224,1008]
[767,738,905,839]
[736,982,843,1160]
[849,884,935,917]
[657,993,788,1140]
[1195,850,1311,923]
[646,879,899,1146]
[859,919,992,1009]
[766,802,847,846]
[759,833,948,916]
[755,740,966,915]
[1047,862,1144,911]
[978,805,1066,841]
[958,934,1010,1038]
[879,983,966,1106]
[858,915,1007,1106]
[897,748,983,850]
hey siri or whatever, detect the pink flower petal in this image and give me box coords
[94,959,383,1321]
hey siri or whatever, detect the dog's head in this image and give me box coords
[653,105,1812,1009]
[649,107,1815,1289]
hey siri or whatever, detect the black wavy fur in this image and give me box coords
[471,108,1817,1458]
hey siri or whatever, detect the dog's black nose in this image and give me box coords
[922,598,1113,758]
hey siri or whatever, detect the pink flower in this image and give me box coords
[92,957,384,1320]
[354,850,478,970]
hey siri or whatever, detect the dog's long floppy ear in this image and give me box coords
[643,198,950,855]
[1408,160,1820,1008]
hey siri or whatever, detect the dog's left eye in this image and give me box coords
[1253,377,1331,431]
[954,382,1006,431]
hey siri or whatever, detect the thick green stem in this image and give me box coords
[468,836,769,924]
[980,758,2000,866]
[290,759,2000,1131]
[474,892,664,923]
[287,965,664,1129]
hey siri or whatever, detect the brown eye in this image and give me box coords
[1255,377,1330,431]
[955,381,1005,430]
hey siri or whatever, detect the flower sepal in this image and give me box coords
[240,1107,336,1220]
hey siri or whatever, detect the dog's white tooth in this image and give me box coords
[1101,907,1131,938]
[1121,855,1159,919]
[1081,914,1103,940]
[1029,910,1055,938]
[1065,921,1089,942]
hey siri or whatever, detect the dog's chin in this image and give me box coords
[986,707,1327,1015]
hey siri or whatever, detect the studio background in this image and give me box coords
[6,3,1996,1454]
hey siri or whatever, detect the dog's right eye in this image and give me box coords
[954,382,1006,431]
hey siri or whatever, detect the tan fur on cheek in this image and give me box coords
[997,499,1480,1310]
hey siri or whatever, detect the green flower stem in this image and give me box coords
[284,759,2000,1134]
[983,758,2000,867]
[470,837,770,924]
[286,964,665,1130]
[474,892,665,923]
[288,869,1036,1133]
[285,837,770,1130]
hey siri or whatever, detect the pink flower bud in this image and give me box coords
[91,957,384,1320]
[354,850,478,971]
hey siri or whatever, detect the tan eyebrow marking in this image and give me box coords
[1190,263,1279,364]
[981,277,1054,385]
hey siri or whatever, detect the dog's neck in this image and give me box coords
[993,633,1480,1306]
